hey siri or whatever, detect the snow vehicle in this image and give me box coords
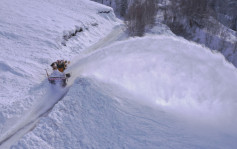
[47,60,71,87]
[46,69,71,87]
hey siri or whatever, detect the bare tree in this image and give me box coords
[120,0,128,17]
[125,0,157,37]
[163,0,212,35]
[92,0,158,36]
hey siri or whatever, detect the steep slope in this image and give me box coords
[0,0,117,104]
[15,36,237,149]
[1,0,237,148]
[159,0,237,67]
[0,0,120,147]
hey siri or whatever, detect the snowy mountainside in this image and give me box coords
[0,0,120,147]
[0,0,118,110]
[1,0,237,148]
[157,0,237,67]
[181,17,237,66]
[92,0,237,68]
[15,36,237,148]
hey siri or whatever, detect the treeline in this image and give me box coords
[209,0,237,31]
[163,0,211,35]
[163,0,237,34]
[125,0,157,36]
[91,0,128,17]
[92,0,236,36]
[92,0,158,37]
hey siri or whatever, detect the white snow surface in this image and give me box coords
[0,0,118,113]
[14,36,237,148]
[1,0,237,148]
[0,0,120,147]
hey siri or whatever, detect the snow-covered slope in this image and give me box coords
[0,0,118,118]
[0,0,120,147]
[1,0,237,148]
[14,36,237,148]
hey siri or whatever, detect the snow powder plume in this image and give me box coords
[69,35,237,132]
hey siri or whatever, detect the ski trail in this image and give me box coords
[0,85,69,148]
